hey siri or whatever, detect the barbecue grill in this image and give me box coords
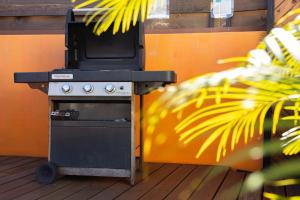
[14,10,176,185]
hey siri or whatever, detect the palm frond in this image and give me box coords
[72,0,158,35]
[281,127,300,156]
[263,192,285,200]
[145,11,300,161]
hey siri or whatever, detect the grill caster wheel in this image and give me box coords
[36,162,58,184]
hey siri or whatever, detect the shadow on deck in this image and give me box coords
[0,156,299,200]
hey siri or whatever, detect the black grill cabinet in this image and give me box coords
[14,9,176,185]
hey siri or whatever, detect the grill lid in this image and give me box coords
[65,10,144,71]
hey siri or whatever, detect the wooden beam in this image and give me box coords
[0,16,65,32]
[170,0,267,13]
[0,10,267,35]
[234,0,267,11]
[146,10,267,30]
[0,0,268,34]
[267,0,275,32]
[275,0,300,22]
[0,0,74,16]
[275,0,285,9]
[0,0,267,16]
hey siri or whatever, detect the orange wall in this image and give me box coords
[0,31,266,171]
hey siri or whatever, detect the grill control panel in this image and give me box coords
[48,82,132,97]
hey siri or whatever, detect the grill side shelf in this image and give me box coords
[14,72,49,83]
[132,71,177,83]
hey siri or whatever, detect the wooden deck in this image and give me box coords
[0,157,299,200]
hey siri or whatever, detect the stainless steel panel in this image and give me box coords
[48,82,132,97]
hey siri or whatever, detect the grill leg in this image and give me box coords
[139,95,144,171]
[131,85,136,184]
[130,175,135,185]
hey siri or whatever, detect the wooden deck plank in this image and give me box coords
[14,179,72,200]
[38,178,95,200]
[0,157,25,165]
[64,179,118,200]
[0,174,35,193]
[112,164,180,200]
[239,190,263,200]
[189,166,229,200]
[138,165,196,200]
[0,157,38,171]
[2,159,44,175]
[239,174,263,200]
[286,184,300,197]
[0,157,278,200]
[88,181,131,200]
[0,159,44,185]
[0,159,44,177]
[0,157,41,172]
[88,163,164,200]
[0,181,43,200]
[164,165,212,200]
[239,189,263,200]
[0,166,36,185]
[214,170,246,200]
[0,156,10,162]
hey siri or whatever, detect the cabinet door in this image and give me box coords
[50,121,131,170]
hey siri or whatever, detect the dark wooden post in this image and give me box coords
[263,0,275,169]
[267,0,275,32]
[263,111,273,168]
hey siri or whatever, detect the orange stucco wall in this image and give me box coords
[0,31,266,171]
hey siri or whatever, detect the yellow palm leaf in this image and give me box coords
[282,127,300,155]
[196,125,228,159]
[73,0,157,35]
[143,8,300,161]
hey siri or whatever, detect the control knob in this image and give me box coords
[61,84,71,93]
[105,84,116,93]
[83,84,93,93]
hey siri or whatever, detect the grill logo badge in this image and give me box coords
[51,74,74,80]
